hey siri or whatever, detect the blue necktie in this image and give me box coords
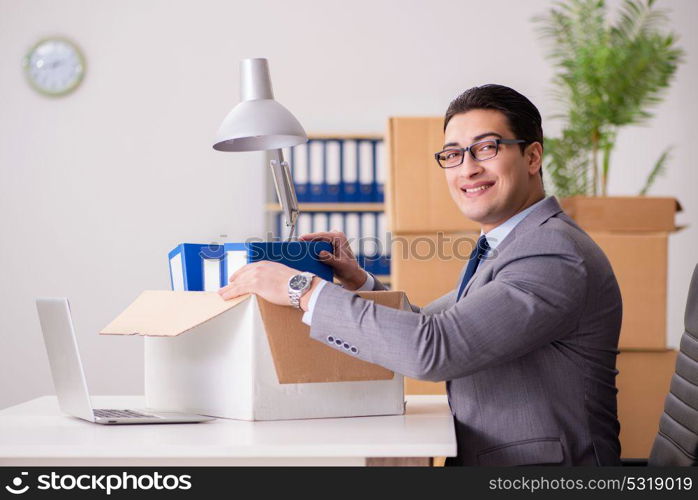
[456,234,490,300]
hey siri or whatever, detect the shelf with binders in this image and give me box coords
[265,203,384,212]
[281,136,386,204]
[265,134,390,286]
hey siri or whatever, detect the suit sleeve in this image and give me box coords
[309,233,587,381]
[368,272,389,291]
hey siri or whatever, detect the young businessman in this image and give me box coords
[219,84,623,466]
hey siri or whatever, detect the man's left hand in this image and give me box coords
[217,261,300,308]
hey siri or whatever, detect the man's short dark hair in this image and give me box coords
[444,84,544,180]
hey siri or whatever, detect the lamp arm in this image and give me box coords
[269,149,300,241]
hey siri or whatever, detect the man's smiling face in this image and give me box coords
[443,109,543,233]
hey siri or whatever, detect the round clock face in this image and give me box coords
[24,37,85,97]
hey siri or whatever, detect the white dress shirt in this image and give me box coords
[301,196,548,325]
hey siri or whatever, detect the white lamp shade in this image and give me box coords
[213,58,307,152]
[213,99,307,152]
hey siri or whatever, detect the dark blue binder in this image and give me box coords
[342,140,360,202]
[370,140,381,202]
[308,139,324,202]
[358,139,373,202]
[325,139,341,202]
[291,144,310,203]
[223,241,334,283]
[169,241,333,291]
[168,243,226,292]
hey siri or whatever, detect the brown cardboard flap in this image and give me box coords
[560,196,681,232]
[258,290,410,384]
[100,290,251,337]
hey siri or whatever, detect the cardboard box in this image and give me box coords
[589,232,669,349]
[405,378,446,395]
[617,350,677,459]
[390,231,478,308]
[391,230,671,350]
[386,117,479,234]
[561,196,682,349]
[405,350,678,460]
[389,226,674,379]
[101,290,409,421]
[561,196,682,232]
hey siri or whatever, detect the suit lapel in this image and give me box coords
[457,196,564,300]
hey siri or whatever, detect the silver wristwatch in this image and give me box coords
[288,272,315,309]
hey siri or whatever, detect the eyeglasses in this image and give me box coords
[434,138,527,169]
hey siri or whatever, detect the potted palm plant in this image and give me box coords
[532,0,686,357]
[533,0,684,229]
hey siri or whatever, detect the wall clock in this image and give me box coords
[23,37,85,97]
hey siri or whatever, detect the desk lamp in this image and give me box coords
[213,58,306,240]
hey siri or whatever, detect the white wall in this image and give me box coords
[1,0,696,410]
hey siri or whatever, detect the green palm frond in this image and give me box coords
[614,0,669,42]
[532,0,684,197]
[543,127,592,197]
[639,146,672,195]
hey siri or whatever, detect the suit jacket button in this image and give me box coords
[350,346,358,354]
[335,338,343,346]
[342,342,351,350]
[327,336,335,344]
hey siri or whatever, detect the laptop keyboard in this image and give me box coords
[94,409,157,418]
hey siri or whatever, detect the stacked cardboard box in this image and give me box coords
[616,350,677,458]
[560,196,682,350]
[386,117,471,397]
[561,196,682,458]
[386,116,681,460]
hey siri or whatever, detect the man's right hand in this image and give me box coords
[298,230,368,291]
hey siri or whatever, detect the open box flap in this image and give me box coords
[100,290,251,337]
[100,289,411,385]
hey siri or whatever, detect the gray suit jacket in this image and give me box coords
[309,195,623,466]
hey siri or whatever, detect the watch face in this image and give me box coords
[24,37,85,97]
[289,274,309,291]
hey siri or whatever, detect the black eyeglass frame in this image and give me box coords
[434,138,528,169]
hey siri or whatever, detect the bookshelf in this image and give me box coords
[264,134,390,287]
[265,203,385,212]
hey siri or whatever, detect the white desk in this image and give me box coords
[0,395,456,466]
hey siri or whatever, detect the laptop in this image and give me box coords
[35,297,215,425]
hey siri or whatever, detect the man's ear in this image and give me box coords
[526,142,543,176]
